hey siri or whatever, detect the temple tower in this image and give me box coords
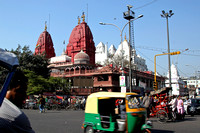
[34,22,55,58]
[65,13,95,65]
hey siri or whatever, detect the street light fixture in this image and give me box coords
[161,10,174,88]
[99,14,143,78]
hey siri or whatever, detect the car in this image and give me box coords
[191,98,200,114]
[184,98,200,116]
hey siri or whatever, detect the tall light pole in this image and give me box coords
[99,14,143,78]
[161,10,174,88]
[123,5,137,92]
[99,22,124,75]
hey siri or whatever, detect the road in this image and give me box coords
[23,109,200,133]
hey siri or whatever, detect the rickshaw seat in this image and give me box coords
[100,115,111,128]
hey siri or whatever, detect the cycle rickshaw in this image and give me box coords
[149,87,175,122]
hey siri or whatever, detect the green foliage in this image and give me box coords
[10,45,50,78]
[24,70,49,95]
[24,70,70,95]
[0,45,70,95]
[48,77,70,94]
[0,66,9,88]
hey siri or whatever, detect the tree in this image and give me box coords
[1,45,70,95]
[48,77,70,94]
[0,67,9,88]
[24,70,50,95]
[103,52,129,68]
[10,45,50,78]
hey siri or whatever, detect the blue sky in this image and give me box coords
[0,0,199,77]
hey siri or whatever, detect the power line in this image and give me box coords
[136,46,200,56]
[136,49,168,72]
[176,65,189,77]
[133,0,158,10]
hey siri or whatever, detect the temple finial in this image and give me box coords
[81,12,85,22]
[124,33,127,41]
[45,21,47,31]
[78,16,80,24]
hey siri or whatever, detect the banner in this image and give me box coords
[120,76,126,87]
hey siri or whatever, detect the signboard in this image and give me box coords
[120,76,126,87]
[121,87,126,93]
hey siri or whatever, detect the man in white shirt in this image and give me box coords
[0,69,35,133]
[169,95,177,112]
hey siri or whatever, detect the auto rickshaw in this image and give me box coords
[83,92,151,133]
[0,48,19,106]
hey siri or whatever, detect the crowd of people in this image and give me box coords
[139,91,195,122]
[25,94,86,112]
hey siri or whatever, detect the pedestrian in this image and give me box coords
[38,94,45,113]
[177,96,184,115]
[0,69,35,133]
[169,95,177,112]
[143,93,151,120]
[184,97,191,114]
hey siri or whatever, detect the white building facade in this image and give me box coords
[95,38,148,71]
[165,64,186,95]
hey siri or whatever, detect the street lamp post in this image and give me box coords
[99,22,124,75]
[99,15,143,91]
[161,10,174,88]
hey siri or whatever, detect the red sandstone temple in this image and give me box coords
[35,13,165,96]
[34,23,55,59]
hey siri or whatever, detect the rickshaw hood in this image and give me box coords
[85,92,138,114]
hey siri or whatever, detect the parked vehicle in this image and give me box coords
[23,99,38,109]
[82,92,151,133]
[189,98,200,115]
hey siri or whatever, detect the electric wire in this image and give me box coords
[133,0,158,10]
[176,65,189,77]
[135,48,168,72]
[136,46,200,56]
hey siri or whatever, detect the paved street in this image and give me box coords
[23,109,200,133]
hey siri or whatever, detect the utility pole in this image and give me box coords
[161,10,174,88]
[123,5,135,92]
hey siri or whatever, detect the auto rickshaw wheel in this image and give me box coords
[156,110,168,123]
[85,126,95,133]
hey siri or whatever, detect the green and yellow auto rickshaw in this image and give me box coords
[83,92,151,133]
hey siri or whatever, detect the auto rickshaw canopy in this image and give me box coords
[85,92,138,114]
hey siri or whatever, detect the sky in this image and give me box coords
[0,0,200,78]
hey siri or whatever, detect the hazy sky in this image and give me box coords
[0,0,199,77]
